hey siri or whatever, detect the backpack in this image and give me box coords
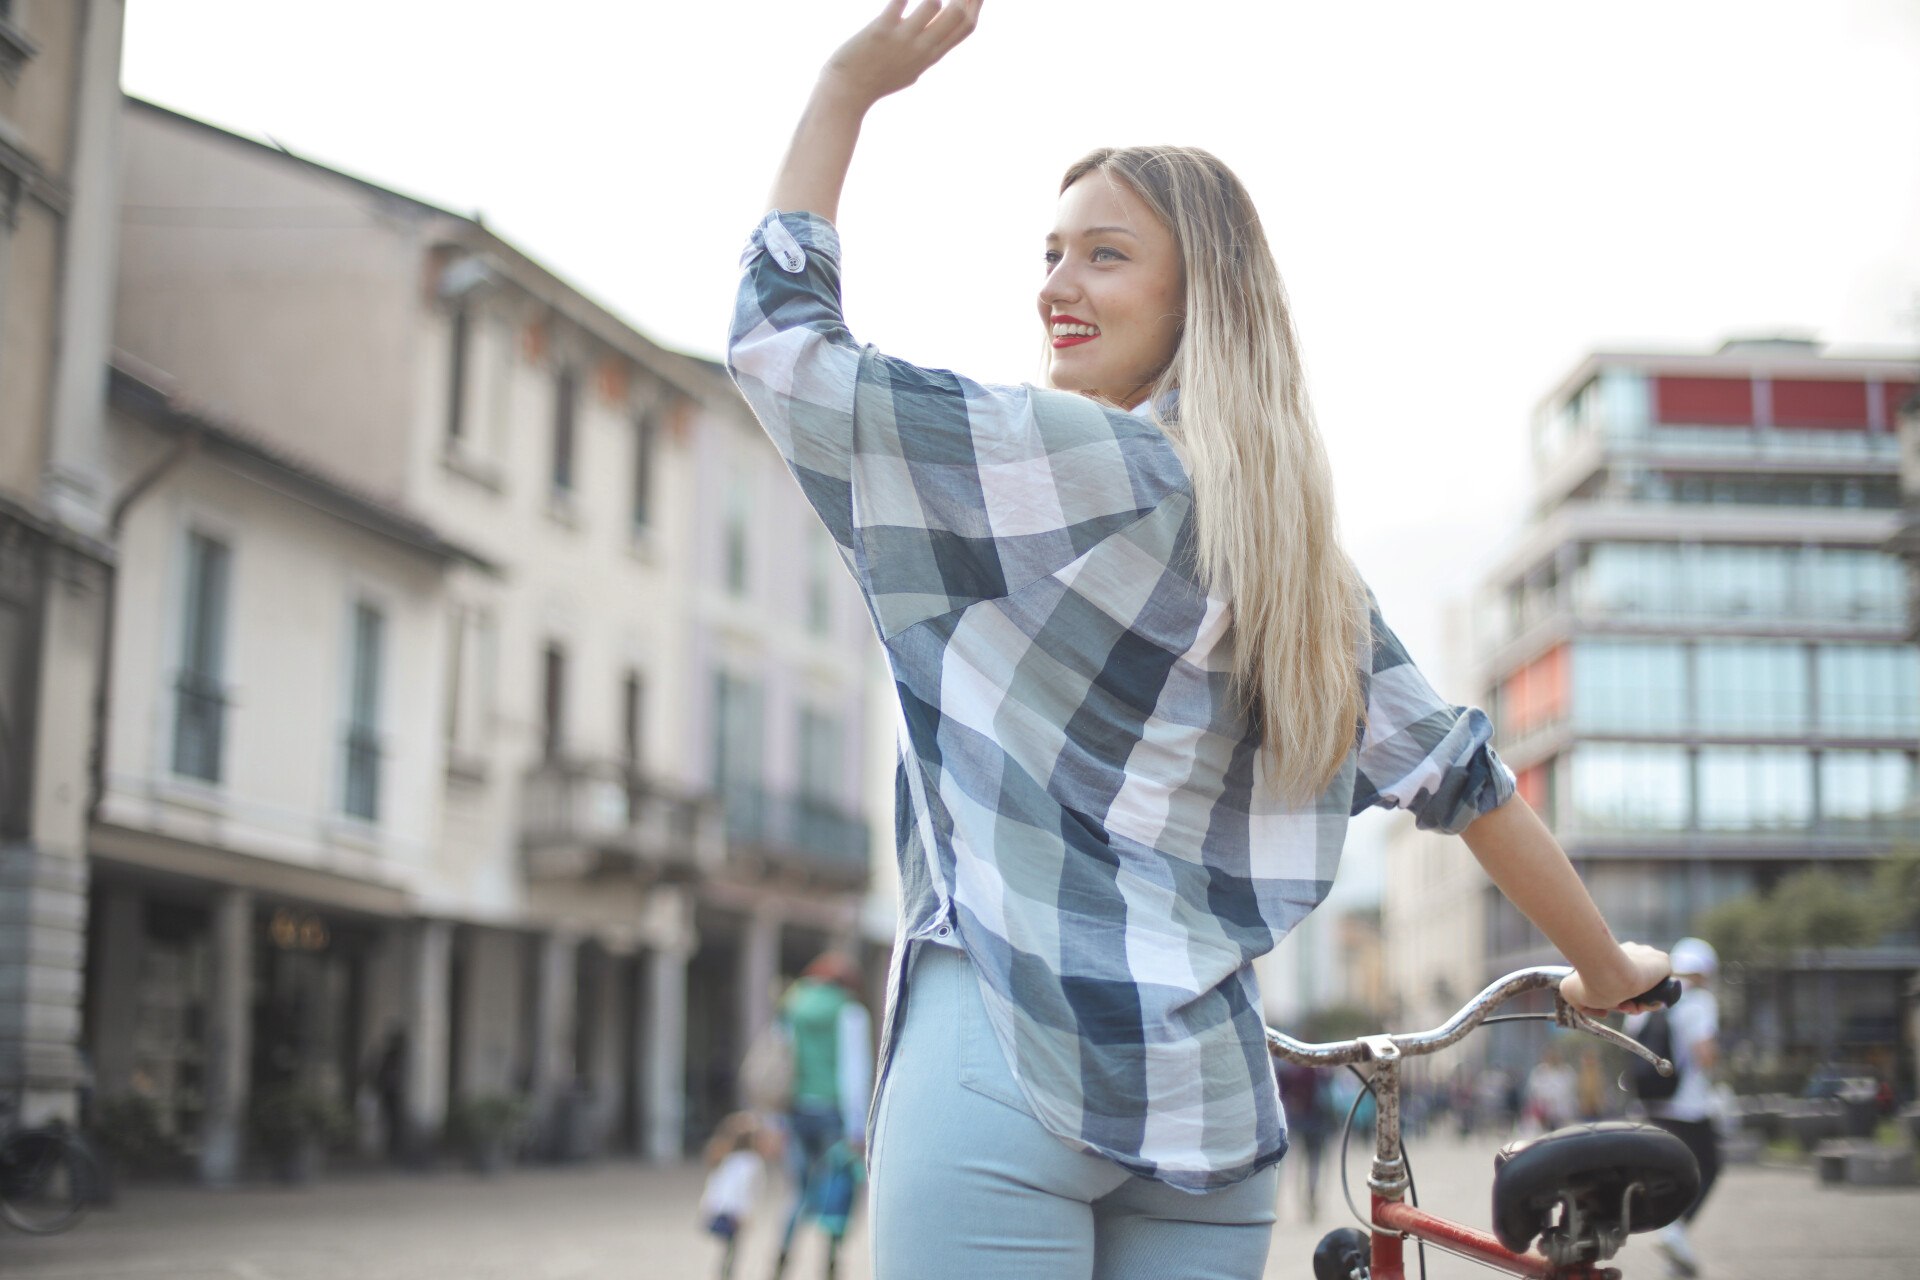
[1627,1008,1680,1102]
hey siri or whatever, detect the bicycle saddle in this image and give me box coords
[1491,1121,1700,1259]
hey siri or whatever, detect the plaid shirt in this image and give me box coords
[728,210,1515,1191]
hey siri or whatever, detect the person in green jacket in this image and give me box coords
[772,952,872,1280]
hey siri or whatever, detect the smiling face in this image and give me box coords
[1040,172,1185,409]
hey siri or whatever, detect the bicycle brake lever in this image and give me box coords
[1555,997,1676,1076]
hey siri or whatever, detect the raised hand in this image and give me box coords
[821,0,984,109]
[765,1,983,221]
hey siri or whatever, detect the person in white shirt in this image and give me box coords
[1632,937,1720,1279]
[701,1112,772,1280]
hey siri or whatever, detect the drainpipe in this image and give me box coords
[87,429,200,824]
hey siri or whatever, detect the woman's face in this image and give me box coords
[1039,173,1184,409]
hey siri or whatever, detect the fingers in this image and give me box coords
[927,1,981,56]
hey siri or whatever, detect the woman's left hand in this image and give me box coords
[819,0,984,109]
[1560,941,1672,1018]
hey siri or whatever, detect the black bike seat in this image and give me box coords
[1491,1121,1700,1254]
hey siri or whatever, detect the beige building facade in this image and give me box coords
[62,94,889,1180]
[0,0,125,1127]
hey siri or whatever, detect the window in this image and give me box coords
[621,670,644,773]
[724,476,750,596]
[1573,543,1685,620]
[1695,641,1807,735]
[342,602,384,822]
[1692,544,1794,619]
[541,642,568,762]
[1819,751,1916,835]
[799,708,842,804]
[713,674,764,836]
[172,532,232,783]
[631,410,657,532]
[1818,645,1920,736]
[1805,550,1904,626]
[551,367,578,494]
[1569,745,1689,832]
[805,524,834,637]
[1572,641,1686,734]
[444,605,496,762]
[445,304,471,442]
[1697,747,1812,831]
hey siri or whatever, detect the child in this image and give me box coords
[700,1112,769,1280]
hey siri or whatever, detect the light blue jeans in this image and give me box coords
[868,943,1278,1280]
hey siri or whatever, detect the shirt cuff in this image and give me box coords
[741,209,843,273]
[1415,716,1519,835]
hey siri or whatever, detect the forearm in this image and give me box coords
[1460,796,1638,999]
[767,77,872,223]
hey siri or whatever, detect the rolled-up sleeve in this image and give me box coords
[1349,591,1516,833]
[727,211,1164,639]
[727,211,864,559]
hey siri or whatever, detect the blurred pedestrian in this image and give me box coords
[1576,1046,1608,1121]
[702,1112,774,1280]
[1276,1062,1333,1221]
[770,952,871,1280]
[1523,1045,1578,1133]
[369,1024,407,1162]
[1628,937,1720,1279]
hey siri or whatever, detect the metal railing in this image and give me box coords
[719,784,870,887]
[520,759,724,881]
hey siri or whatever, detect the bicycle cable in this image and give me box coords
[1339,1064,1428,1280]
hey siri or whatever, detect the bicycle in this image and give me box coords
[0,1098,99,1235]
[1269,970,1696,1280]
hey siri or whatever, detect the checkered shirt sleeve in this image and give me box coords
[1351,592,1518,834]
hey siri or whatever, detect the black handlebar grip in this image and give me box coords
[1632,977,1683,1008]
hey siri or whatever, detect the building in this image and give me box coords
[78,95,885,1178]
[0,0,125,1126]
[1415,337,1920,1075]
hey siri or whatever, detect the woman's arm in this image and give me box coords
[1460,795,1669,1013]
[766,0,982,222]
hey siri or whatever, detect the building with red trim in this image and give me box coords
[1395,337,1920,1082]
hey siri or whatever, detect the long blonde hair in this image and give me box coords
[1056,147,1368,803]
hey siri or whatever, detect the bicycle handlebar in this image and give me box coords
[1266,967,1684,1074]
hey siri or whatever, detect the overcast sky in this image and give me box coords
[119,0,1920,682]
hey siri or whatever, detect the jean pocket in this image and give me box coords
[956,1019,1032,1114]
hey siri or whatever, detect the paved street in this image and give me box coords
[3,1135,1915,1279]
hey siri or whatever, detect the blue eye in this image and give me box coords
[1043,249,1062,267]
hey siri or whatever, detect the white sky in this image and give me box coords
[119,0,1920,678]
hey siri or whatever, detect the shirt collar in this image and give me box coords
[1130,387,1181,420]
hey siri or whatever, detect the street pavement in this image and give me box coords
[3,1134,1916,1279]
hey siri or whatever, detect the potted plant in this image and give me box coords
[250,1084,352,1184]
[444,1094,530,1175]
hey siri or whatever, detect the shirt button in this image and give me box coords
[764,218,806,274]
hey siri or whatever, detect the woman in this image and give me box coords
[726,5,1671,1277]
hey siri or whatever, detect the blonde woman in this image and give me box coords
[727,5,1671,1277]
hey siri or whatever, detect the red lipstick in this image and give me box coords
[1050,314,1098,350]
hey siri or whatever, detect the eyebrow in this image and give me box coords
[1044,225,1141,243]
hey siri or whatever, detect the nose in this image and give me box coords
[1038,259,1081,311]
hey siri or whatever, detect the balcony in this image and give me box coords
[521,759,724,883]
[718,784,871,890]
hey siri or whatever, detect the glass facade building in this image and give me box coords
[1478,339,1919,1065]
